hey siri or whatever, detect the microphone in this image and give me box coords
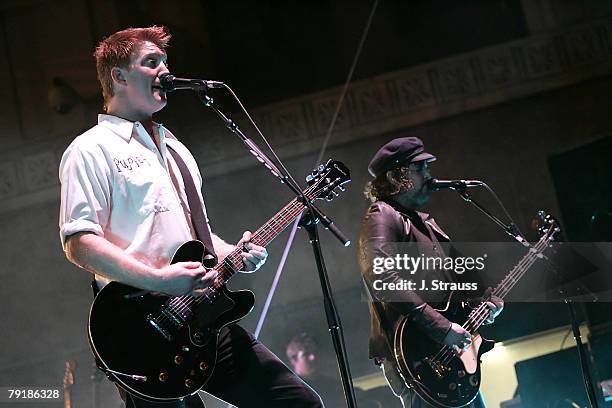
[159,73,224,92]
[428,178,483,191]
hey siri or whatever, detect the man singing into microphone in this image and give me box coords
[357,137,503,407]
[59,26,323,408]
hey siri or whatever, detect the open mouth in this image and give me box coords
[152,84,165,92]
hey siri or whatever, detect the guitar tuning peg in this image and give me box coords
[338,185,346,192]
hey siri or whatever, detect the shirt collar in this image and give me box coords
[97,114,166,142]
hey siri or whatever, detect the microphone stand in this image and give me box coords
[456,189,527,246]
[195,89,358,408]
[455,188,600,408]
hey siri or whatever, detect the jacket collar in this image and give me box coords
[381,198,450,240]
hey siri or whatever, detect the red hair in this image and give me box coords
[94,26,171,110]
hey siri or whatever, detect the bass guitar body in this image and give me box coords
[88,241,255,402]
[393,304,495,408]
[392,212,559,407]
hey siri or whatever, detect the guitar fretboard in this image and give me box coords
[464,229,553,333]
[202,183,320,298]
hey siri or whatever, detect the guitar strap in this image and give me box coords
[167,145,218,268]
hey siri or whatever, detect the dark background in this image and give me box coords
[1,0,612,407]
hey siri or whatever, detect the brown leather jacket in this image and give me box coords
[358,200,454,360]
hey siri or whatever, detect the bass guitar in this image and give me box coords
[393,212,560,407]
[88,159,350,402]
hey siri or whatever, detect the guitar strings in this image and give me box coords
[170,181,331,317]
[433,242,542,364]
[463,230,552,330]
[431,230,552,365]
[434,236,548,364]
[437,234,550,364]
[437,236,548,365]
[157,181,331,325]
[156,199,303,325]
[156,204,300,326]
[152,199,302,327]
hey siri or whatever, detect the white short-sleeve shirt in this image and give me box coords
[59,114,208,286]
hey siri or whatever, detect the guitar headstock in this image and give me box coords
[63,360,76,390]
[534,210,562,243]
[305,159,351,202]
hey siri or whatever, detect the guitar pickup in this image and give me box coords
[146,314,173,341]
[424,357,445,379]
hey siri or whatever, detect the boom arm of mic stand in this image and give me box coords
[197,90,288,183]
[195,89,350,246]
[457,189,528,246]
[299,201,351,247]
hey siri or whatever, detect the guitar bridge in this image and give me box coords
[424,357,446,379]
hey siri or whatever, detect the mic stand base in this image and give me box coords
[299,211,358,408]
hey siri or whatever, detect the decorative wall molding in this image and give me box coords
[2,17,612,214]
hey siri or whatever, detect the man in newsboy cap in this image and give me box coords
[365,136,437,208]
[357,137,502,408]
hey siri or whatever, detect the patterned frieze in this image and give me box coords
[2,17,612,213]
[306,91,353,134]
[22,151,57,192]
[386,68,436,113]
[0,161,19,199]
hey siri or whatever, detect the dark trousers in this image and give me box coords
[119,324,324,408]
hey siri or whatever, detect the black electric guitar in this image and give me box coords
[393,212,560,408]
[88,159,350,402]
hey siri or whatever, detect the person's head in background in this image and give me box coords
[286,332,319,378]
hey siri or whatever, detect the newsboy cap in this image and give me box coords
[368,137,436,177]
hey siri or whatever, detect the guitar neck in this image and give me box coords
[465,235,551,332]
[492,238,549,300]
[212,186,317,285]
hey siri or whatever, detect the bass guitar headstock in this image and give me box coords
[306,159,351,202]
[534,210,562,243]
